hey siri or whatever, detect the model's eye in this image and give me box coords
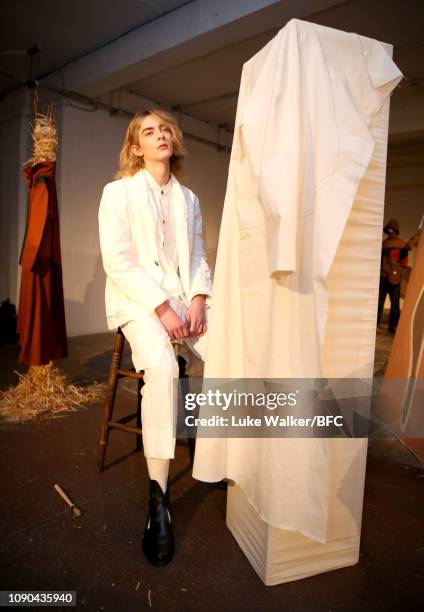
[162,126,171,133]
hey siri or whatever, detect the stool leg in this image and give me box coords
[188,436,196,466]
[97,328,124,473]
[136,376,143,452]
[178,356,196,465]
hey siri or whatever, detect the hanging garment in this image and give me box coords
[17,161,68,365]
[192,18,402,543]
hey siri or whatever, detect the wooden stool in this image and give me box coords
[97,327,195,472]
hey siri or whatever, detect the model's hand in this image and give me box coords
[155,300,189,340]
[185,295,207,337]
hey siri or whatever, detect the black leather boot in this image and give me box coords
[142,479,175,566]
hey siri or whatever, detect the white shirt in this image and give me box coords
[143,168,187,314]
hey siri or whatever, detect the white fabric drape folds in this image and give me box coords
[193,18,402,543]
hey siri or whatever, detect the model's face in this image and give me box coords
[132,114,174,164]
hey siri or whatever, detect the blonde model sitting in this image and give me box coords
[98,108,212,565]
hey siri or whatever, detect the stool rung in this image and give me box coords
[112,412,138,425]
[108,421,142,435]
[116,368,144,379]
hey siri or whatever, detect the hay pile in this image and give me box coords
[0,362,106,424]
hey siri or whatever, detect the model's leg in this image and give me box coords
[141,344,179,565]
[121,318,179,460]
[377,276,388,325]
[121,318,179,566]
[145,458,170,494]
[388,282,401,332]
[140,343,179,460]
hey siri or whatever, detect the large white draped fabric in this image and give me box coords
[193,17,402,556]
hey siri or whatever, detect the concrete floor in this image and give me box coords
[0,322,423,611]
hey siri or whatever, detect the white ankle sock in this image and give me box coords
[145,458,170,494]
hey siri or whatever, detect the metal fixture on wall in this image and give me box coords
[0,62,233,153]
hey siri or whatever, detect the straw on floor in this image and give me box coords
[0,362,106,424]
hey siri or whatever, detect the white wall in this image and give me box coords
[386,93,424,262]
[0,88,31,306]
[385,142,424,249]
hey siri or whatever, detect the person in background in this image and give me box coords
[377,218,410,333]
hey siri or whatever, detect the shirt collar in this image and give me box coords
[143,168,173,195]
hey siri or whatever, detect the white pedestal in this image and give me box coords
[226,439,367,585]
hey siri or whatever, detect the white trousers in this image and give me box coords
[121,300,208,459]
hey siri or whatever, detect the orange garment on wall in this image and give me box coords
[17,161,68,365]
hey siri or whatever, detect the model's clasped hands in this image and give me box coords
[155,295,207,340]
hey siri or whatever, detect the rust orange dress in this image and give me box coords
[17,161,68,365]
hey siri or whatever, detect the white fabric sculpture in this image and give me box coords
[193,18,402,545]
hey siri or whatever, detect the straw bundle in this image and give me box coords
[25,97,57,166]
[0,362,106,424]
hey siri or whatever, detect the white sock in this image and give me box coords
[145,457,170,494]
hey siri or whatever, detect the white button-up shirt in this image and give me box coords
[143,168,187,310]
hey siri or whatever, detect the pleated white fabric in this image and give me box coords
[192,18,402,544]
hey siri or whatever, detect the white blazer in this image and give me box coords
[98,169,212,329]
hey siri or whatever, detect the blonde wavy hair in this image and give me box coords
[114,108,186,180]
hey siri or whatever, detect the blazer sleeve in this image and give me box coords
[98,182,169,314]
[357,35,403,120]
[188,195,213,302]
[240,22,303,277]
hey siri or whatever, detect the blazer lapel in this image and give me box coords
[128,170,162,246]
